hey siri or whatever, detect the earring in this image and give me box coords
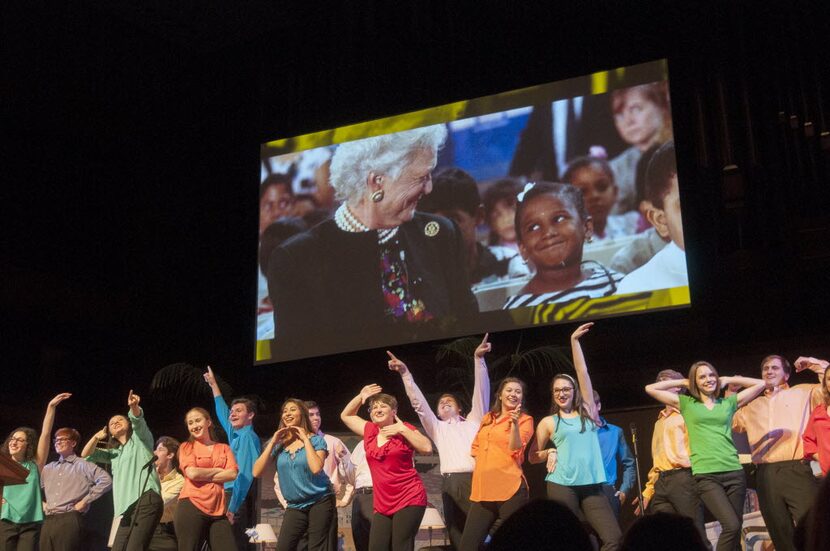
[374,176,383,184]
[371,189,385,203]
[586,235,594,243]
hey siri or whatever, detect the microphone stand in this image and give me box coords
[630,423,646,517]
[120,457,157,550]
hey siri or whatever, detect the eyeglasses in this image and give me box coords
[553,387,574,395]
[54,437,73,443]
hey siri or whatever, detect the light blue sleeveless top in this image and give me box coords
[546,414,607,486]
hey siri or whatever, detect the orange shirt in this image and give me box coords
[732,383,823,463]
[470,412,534,502]
[642,407,691,502]
[178,441,238,517]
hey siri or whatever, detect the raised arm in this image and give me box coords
[37,393,71,470]
[340,385,382,436]
[388,351,439,437]
[126,392,154,450]
[794,356,829,383]
[571,323,599,423]
[720,376,766,407]
[469,334,492,424]
[644,379,686,408]
[204,366,231,437]
[81,426,109,459]
[380,418,432,454]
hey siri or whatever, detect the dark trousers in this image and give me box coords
[277,495,336,551]
[600,484,621,520]
[39,512,82,551]
[174,498,237,551]
[112,490,164,551]
[350,490,373,551]
[441,472,472,550]
[147,522,177,551]
[547,482,621,551]
[694,469,746,551]
[459,485,528,551]
[0,519,41,551]
[368,505,425,551]
[648,468,708,547]
[224,488,255,551]
[755,460,818,551]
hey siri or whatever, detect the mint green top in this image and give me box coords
[546,414,606,486]
[86,408,161,516]
[1,459,44,523]
[678,393,741,474]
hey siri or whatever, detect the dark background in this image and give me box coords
[3,1,830,449]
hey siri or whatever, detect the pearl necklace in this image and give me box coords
[334,203,399,244]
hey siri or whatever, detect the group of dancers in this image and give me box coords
[3,323,829,551]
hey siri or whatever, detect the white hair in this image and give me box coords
[329,124,448,203]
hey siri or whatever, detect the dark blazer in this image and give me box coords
[266,212,479,361]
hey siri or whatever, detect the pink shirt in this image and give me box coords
[363,422,427,516]
[803,403,830,475]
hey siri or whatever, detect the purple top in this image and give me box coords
[41,454,112,514]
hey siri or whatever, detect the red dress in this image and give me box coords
[363,421,427,515]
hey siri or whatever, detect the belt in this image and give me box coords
[355,487,373,494]
[659,467,691,478]
[442,472,471,478]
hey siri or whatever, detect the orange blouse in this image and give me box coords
[178,441,238,517]
[470,412,534,502]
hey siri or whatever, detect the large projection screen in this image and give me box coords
[255,59,689,364]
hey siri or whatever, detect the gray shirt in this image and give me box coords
[41,454,112,514]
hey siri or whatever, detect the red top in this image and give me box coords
[803,403,830,475]
[364,421,427,515]
[178,441,238,517]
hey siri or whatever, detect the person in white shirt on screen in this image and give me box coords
[616,140,687,295]
[386,333,492,550]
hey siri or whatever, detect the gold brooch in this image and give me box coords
[424,221,440,237]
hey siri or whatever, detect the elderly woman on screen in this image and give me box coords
[266,125,478,357]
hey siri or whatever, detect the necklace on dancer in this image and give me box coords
[334,203,399,244]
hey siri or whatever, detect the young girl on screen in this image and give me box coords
[503,181,622,310]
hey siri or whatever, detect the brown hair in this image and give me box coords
[184,407,218,442]
[550,374,593,433]
[760,354,791,376]
[55,427,81,444]
[2,427,38,462]
[687,361,720,401]
[155,436,181,472]
[481,377,527,426]
[105,414,134,449]
[366,393,398,414]
[435,393,461,417]
[611,82,673,144]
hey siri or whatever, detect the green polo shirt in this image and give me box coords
[1,459,44,523]
[86,408,161,516]
[679,393,741,474]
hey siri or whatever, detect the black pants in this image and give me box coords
[694,469,746,551]
[174,498,237,551]
[755,460,817,551]
[112,490,164,551]
[148,522,177,551]
[277,495,336,551]
[224,488,256,551]
[600,484,622,520]
[39,512,82,551]
[368,505,425,551]
[459,485,528,551]
[648,468,707,547]
[350,489,373,551]
[0,519,41,551]
[547,482,621,551]
[441,472,472,550]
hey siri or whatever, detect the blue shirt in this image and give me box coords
[272,434,332,510]
[546,414,606,486]
[596,417,636,497]
[214,396,262,514]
